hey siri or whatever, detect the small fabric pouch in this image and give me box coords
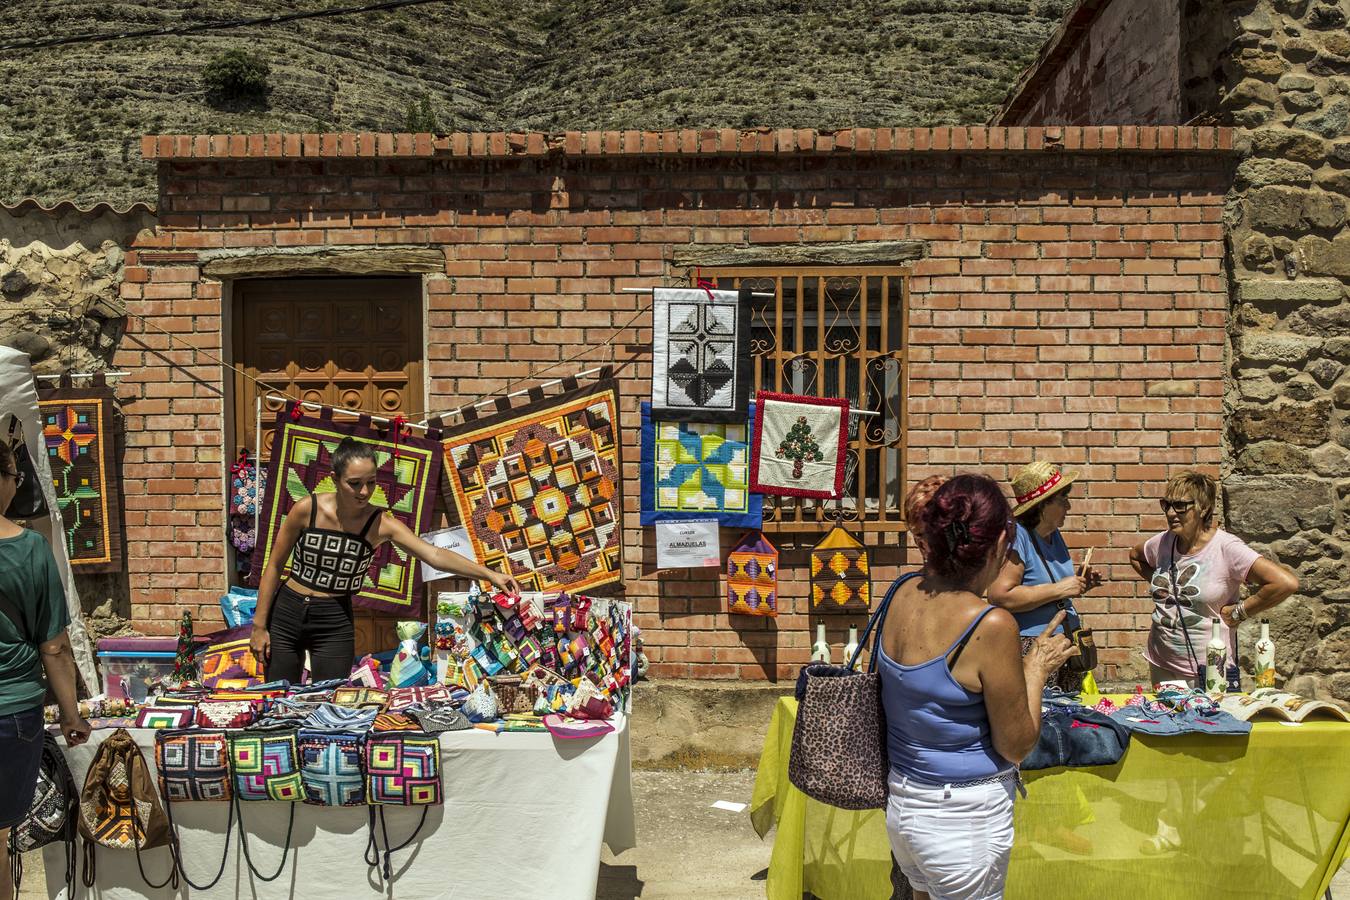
[229,727,304,802]
[156,730,232,802]
[365,733,442,805]
[332,687,389,711]
[542,714,615,740]
[386,685,451,713]
[200,630,265,690]
[195,699,261,730]
[409,707,470,733]
[298,730,366,807]
[461,682,499,722]
[349,656,385,689]
[135,707,195,730]
[305,703,378,731]
[373,712,423,732]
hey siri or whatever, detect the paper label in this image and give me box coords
[655,519,720,569]
[419,526,476,581]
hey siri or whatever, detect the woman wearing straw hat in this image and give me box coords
[989,461,1101,692]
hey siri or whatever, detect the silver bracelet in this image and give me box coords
[1232,602,1249,623]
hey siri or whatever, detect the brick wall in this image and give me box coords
[998,0,1182,127]
[118,126,1235,682]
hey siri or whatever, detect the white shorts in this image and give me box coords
[885,770,1016,900]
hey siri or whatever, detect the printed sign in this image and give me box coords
[655,519,721,569]
[419,526,477,581]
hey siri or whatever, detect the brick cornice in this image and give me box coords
[141,126,1237,161]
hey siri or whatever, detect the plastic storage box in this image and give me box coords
[97,636,203,701]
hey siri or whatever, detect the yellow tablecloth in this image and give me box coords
[751,697,1350,900]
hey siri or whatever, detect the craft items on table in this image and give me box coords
[219,586,259,628]
[639,402,762,527]
[389,621,433,687]
[45,697,137,724]
[36,373,124,572]
[199,626,265,691]
[386,684,451,712]
[727,531,778,617]
[194,699,261,730]
[650,286,752,422]
[333,687,390,711]
[350,654,386,689]
[365,733,442,806]
[230,727,305,802]
[654,518,721,569]
[250,401,445,617]
[1218,688,1350,723]
[749,391,849,499]
[809,525,871,610]
[439,377,623,595]
[156,730,232,803]
[297,729,366,806]
[305,703,379,732]
[1108,689,1252,736]
[134,707,195,730]
[373,711,423,732]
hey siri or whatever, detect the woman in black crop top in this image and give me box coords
[249,437,525,683]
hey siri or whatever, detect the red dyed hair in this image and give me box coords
[904,475,949,561]
[920,474,1013,582]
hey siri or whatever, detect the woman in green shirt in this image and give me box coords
[0,441,90,900]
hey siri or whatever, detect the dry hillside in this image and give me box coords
[0,0,1072,207]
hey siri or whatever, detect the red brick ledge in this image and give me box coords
[142,126,1236,161]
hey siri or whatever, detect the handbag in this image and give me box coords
[363,732,441,879]
[77,728,177,890]
[154,730,235,890]
[386,684,450,712]
[195,699,262,729]
[333,686,390,710]
[788,572,916,810]
[228,726,301,881]
[298,729,367,806]
[199,627,265,690]
[5,420,48,519]
[8,732,80,897]
[1028,534,1098,673]
[133,706,196,729]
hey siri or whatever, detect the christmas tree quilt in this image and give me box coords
[749,391,849,499]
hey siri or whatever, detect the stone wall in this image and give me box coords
[1215,0,1350,698]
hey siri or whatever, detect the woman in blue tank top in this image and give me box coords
[880,474,1075,900]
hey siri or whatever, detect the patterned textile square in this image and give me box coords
[156,731,232,802]
[332,687,389,711]
[639,402,762,527]
[726,531,779,617]
[373,712,422,732]
[250,403,444,616]
[199,629,264,691]
[229,728,303,802]
[386,685,450,712]
[809,526,871,611]
[440,379,623,595]
[298,730,366,807]
[365,734,442,805]
[749,392,849,499]
[650,288,751,423]
[37,377,123,572]
[194,700,260,730]
[133,707,194,730]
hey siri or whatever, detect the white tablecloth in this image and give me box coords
[46,717,635,899]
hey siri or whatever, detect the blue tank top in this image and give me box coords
[879,606,1012,784]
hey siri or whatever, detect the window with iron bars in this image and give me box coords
[701,267,909,542]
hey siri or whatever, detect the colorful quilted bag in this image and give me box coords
[333,686,389,710]
[364,733,442,806]
[305,703,378,731]
[385,684,450,712]
[228,727,303,802]
[195,699,261,730]
[298,729,366,807]
[133,707,195,729]
[154,730,236,890]
[77,729,176,890]
[809,525,871,610]
[199,628,264,690]
[373,712,422,732]
[727,531,778,616]
[9,733,80,896]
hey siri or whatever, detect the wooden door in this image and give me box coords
[232,277,425,656]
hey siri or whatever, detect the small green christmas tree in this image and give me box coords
[171,611,196,683]
[775,415,824,479]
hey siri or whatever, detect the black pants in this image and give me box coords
[265,583,355,684]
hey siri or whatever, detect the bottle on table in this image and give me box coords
[1205,618,1226,694]
[843,624,859,664]
[810,621,830,664]
[1254,620,1276,689]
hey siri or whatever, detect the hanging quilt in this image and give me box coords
[440,378,623,595]
[650,287,751,423]
[750,391,849,499]
[726,531,778,617]
[249,403,443,617]
[36,375,123,572]
[639,402,762,528]
[810,525,871,611]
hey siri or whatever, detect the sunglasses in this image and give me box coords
[1159,499,1195,514]
[2,469,21,486]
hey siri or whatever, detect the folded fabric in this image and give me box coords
[289,678,346,698]
[409,706,470,733]
[373,712,423,732]
[1109,705,1251,736]
[1023,706,1131,770]
[304,703,378,731]
[332,687,389,711]
[134,707,195,729]
[386,684,451,712]
[542,714,614,740]
[253,697,325,727]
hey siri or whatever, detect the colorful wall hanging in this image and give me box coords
[650,287,751,423]
[36,374,123,572]
[810,525,871,610]
[639,402,762,527]
[440,378,623,595]
[249,402,444,617]
[229,450,265,579]
[727,531,778,617]
[750,391,849,499]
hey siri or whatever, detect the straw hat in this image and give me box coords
[1010,461,1079,517]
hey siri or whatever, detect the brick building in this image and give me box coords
[112,126,1234,681]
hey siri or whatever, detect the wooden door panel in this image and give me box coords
[232,277,426,659]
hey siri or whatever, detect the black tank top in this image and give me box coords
[286,496,381,595]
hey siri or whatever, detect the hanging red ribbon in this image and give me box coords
[694,266,716,301]
[230,448,250,475]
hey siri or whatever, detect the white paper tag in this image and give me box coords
[711,800,747,813]
[419,526,477,581]
[655,519,720,569]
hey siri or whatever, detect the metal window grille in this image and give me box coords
[703,267,909,541]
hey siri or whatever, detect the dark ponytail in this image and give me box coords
[331,437,376,477]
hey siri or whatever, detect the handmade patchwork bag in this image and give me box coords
[385,684,450,712]
[155,730,232,803]
[228,727,304,802]
[133,707,195,730]
[305,702,379,731]
[372,711,423,732]
[364,733,442,806]
[332,686,389,710]
[809,525,871,610]
[199,629,264,690]
[195,699,261,730]
[77,729,175,889]
[298,729,366,807]
[9,733,80,896]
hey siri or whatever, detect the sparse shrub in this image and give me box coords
[203,49,271,110]
[405,92,440,133]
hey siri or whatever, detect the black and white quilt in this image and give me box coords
[650,287,751,423]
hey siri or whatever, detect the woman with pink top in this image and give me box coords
[1128,471,1298,688]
